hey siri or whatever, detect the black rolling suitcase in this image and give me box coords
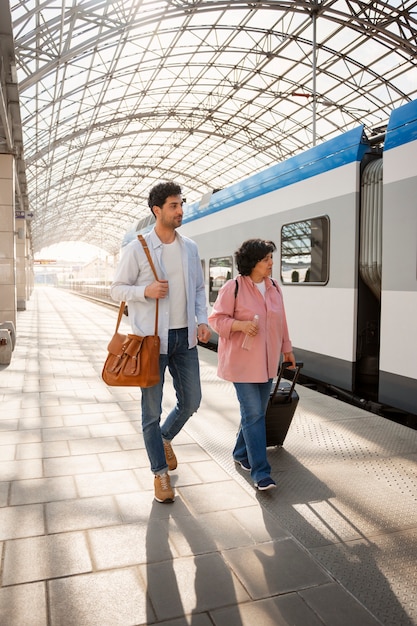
[265,361,303,447]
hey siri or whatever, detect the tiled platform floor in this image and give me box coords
[0,287,416,626]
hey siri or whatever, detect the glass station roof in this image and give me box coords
[9,0,417,256]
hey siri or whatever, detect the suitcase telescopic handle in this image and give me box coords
[271,361,304,403]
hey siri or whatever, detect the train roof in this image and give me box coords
[183,125,369,225]
[385,99,417,152]
[123,98,417,247]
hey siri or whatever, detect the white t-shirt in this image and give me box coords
[255,280,266,298]
[162,236,188,328]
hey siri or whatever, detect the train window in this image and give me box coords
[281,216,329,284]
[209,256,233,304]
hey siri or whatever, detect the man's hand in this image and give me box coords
[197,324,211,344]
[144,279,169,299]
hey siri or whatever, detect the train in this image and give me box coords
[123,98,417,427]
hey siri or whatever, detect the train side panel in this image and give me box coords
[379,100,417,413]
[280,161,362,391]
[181,128,368,392]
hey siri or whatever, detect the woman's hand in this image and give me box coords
[244,318,259,337]
[232,319,259,336]
[283,351,296,368]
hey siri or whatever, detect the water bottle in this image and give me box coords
[242,314,259,350]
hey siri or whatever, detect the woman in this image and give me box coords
[208,239,295,490]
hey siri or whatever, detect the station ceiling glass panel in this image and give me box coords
[7,0,417,255]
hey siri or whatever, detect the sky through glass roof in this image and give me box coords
[7,0,417,255]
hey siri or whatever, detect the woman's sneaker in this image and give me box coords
[234,458,251,472]
[154,473,175,503]
[255,477,276,491]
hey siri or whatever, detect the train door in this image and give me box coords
[355,154,383,399]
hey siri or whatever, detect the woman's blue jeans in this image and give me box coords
[233,380,273,483]
[140,328,202,474]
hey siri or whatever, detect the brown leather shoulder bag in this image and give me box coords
[102,235,160,387]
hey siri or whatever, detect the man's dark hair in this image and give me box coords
[235,238,276,275]
[148,181,182,215]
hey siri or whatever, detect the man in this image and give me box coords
[111,181,211,503]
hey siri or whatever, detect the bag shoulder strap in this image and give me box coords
[137,234,159,336]
[113,234,160,336]
[138,234,159,281]
[114,301,127,333]
[234,276,278,298]
[234,278,239,298]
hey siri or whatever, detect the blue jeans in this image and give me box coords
[233,380,273,484]
[140,328,202,474]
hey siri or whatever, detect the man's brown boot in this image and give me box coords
[163,439,178,471]
[154,472,175,503]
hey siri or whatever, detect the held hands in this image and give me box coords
[145,279,169,299]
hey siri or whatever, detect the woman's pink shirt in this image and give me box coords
[208,275,293,383]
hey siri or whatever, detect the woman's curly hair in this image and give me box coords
[235,239,276,276]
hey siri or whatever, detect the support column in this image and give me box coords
[26,238,34,301]
[15,213,26,310]
[0,153,16,327]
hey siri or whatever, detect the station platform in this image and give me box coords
[1,286,416,626]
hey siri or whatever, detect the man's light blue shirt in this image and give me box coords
[110,228,208,354]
